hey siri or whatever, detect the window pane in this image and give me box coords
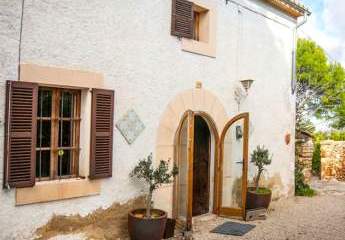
[37,120,51,147]
[38,89,52,117]
[36,150,50,178]
[58,121,72,147]
[58,150,71,176]
[60,91,73,118]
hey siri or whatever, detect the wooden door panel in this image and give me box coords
[186,111,194,230]
[176,111,194,231]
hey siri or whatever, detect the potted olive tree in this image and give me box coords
[246,145,273,210]
[128,153,178,240]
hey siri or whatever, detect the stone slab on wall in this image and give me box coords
[320,140,345,181]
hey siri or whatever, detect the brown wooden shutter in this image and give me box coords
[3,80,38,188]
[171,0,194,39]
[89,89,114,179]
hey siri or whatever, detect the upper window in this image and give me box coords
[192,5,209,43]
[36,87,81,181]
[171,0,216,57]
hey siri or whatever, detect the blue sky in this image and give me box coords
[300,0,345,131]
[299,0,345,66]
[302,0,324,28]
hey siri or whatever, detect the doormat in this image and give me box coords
[210,221,255,236]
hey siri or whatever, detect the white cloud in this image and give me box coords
[299,0,345,66]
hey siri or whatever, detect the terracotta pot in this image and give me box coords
[128,209,167,240]
[246,187,272,210]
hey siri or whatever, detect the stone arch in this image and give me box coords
[153,88,228,216]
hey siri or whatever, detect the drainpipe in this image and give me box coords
[18,0,25,80]
[291,13,309,94]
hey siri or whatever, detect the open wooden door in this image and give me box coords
[218,113,249,219]
[176,111,194,231]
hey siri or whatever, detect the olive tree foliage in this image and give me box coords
[130,153,178,218]
[251,145,272,191]
[296,39,345,131]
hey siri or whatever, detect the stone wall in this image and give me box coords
[297,139,313,183]
[320,140,345,181]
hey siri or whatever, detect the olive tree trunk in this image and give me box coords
[255,169,263,191]
[146,190,153,218]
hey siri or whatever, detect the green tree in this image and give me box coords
[296,39,345,130]
[296,39,330,132]
[313,131,327,141]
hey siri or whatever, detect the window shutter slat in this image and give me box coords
[3,80,38,188]
[89,89,114,179]
[171,0,194,39]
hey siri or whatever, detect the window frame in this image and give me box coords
[180,0,216,58]
[36,87,81,181]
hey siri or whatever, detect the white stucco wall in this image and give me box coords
[0,0,297,238]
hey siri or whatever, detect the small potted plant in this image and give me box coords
[128,153,178,240]
[246,145,272,210]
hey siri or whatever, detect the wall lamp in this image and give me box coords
[240,79,254,93]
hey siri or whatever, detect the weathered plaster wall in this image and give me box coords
[321,140,345,181]
[0,0,296,238]
[0,0,22,186]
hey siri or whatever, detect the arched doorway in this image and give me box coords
[174,111,219,230]
[153,88,249,231]
[173,111,249,231]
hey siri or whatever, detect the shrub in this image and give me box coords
[312,142,321,176]
[295,162,316,197]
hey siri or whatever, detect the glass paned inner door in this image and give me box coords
[219,113,248,218]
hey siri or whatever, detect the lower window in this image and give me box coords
[36,87,81,181]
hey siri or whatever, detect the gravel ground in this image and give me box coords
[184,195,345,240]
[179,179,345,240]
[53,179,345,240]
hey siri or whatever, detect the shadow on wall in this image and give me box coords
[231,177,242,208]
[251,173,284,200]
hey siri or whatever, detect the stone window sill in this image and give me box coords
[16,178,101,206]
[181,39,216,58]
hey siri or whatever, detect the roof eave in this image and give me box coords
[265,0,311,19]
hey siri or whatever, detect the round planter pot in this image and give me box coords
[246,187,272,210]
[128,209,167,240]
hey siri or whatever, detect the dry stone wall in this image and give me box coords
[297,139,313,183]
[320,140,345,181]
